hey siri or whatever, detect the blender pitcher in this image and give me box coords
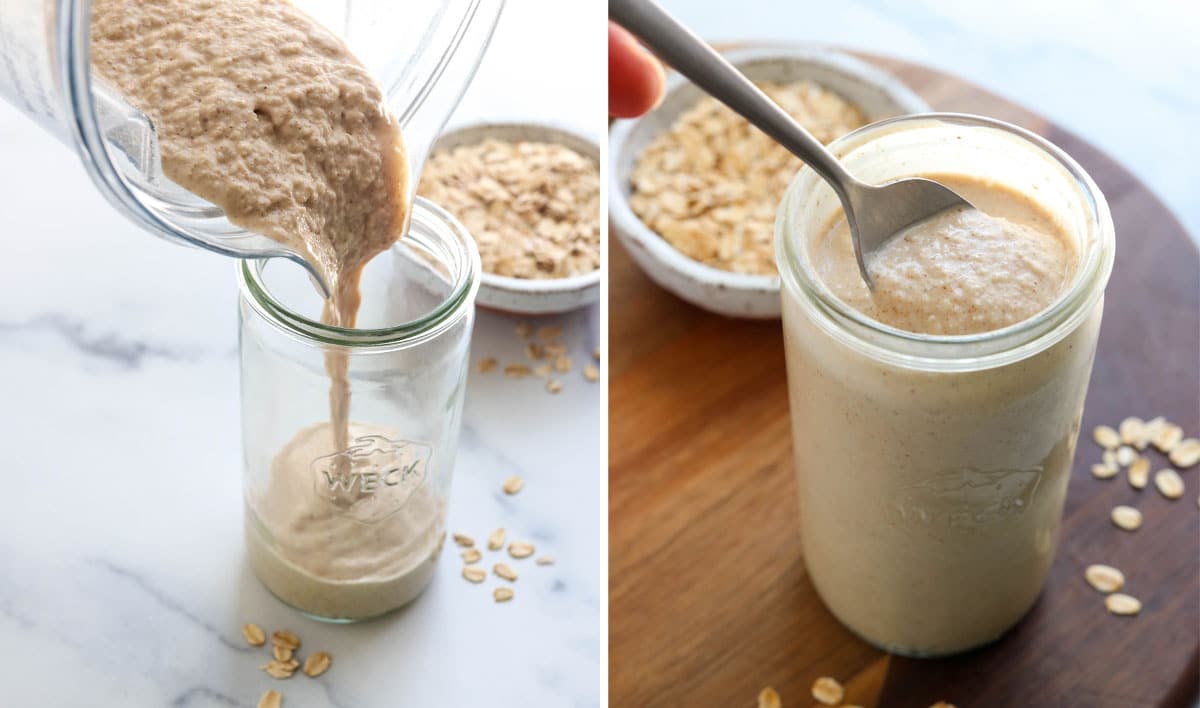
[0,0,504,292]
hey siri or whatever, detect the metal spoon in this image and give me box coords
[609,0,975,287]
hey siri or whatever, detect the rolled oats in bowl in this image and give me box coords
[419,137,600,280]
[629,80,866,276]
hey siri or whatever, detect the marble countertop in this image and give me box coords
[0,1,603,706]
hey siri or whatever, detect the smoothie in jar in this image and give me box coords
[776,115,1114,656]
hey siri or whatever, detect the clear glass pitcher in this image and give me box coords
[0,0,503,290]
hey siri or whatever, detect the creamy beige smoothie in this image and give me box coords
[93,0,441,619]
[779,118,1112,656]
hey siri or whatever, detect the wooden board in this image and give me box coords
[608,50,1200,708]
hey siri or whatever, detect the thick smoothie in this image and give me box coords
[779,119,1112,657]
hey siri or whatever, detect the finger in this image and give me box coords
[609,23,665,118]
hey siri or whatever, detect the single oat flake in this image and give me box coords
[1154,423,1184,453]
[462,548,482,564]
[583,363,599,382]
[1105,593,1142,616]
[273,645,293,663]
[503,475,524,495]
[1128,457,1150,489]
[505,364,533,379]
[1169,438,1200,468]
[1155,469,1185,500]
[477,357,497,374]
[1093,425,1120,450]
[262,658,300,679]
[1091,463,1118,480]
[1119,416,1145,447]
[453,533,475,548]
[811,676,844,705]
[494,587,515,603]
[303,651,332,678]
[508,541,536,559]
[546,379,564,394]
[1084,564,1125,593]
[1111,505,1143,531]
[536,555,555,566]
[271,630,300,651]
[463,565,487,583]
[488,528,506,550]
[494,563,519,582]
[242,623,266,647]
[516,322,532,339]
[757,686,781,708]
[258,690,283,708]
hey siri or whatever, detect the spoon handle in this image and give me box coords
[610,0,854,192]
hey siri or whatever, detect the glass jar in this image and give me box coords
[237,198,480,622]
[775,114,1115,657]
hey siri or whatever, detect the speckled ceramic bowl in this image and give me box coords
[427,122,601,315]
[609,46,930,319]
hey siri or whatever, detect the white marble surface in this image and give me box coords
[0,1,603,706]
[660,0,1200,244]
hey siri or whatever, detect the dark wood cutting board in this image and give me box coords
[609,49,1200,708]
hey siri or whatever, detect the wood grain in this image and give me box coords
[608,50,1200,708]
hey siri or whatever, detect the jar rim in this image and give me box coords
[238,196,481,349]
[775,113,1115,371]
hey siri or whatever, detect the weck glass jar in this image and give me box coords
[775,114,1115,656]
[238,198,480,622]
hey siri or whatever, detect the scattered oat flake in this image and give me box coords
[477,357,497,373]
[494,563,518,582]
[1119,417,1145,447]
[1116,445,1136,467]
[537,325,562,342]
[536,555,555,566]
[515,322,532,338]
[1154,424,1184,453]
[1169,439,1200,468]
[463,565,486,583]
[757,686,781,708]
[258,690,283,708]
[1105,593,1141,616]
[1091,463,1118,480]
[462,548,482,564]
[1111,505,1142,531]
[546,379,563,394]
[583,363,599,382]
[535,363,552,378]
[273,645,294,663]
[242,623,266,647]
[1155,469,1185,499]
[503,475,524,495]
[1085,564,1125,593]
[494,587,515,603]
[505,364,532,378]
[1093,425,1120,450]
[488,528,506,550]
[453,532,475,548]
[271,630,300,651]
[303,651,332,678]
[811,676,844,705]
[262,659,299,679]
[509,541,535,559]
[1128,457,1150,489]
[525,342,545,360]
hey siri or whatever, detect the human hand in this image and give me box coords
[609,22,665,118]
